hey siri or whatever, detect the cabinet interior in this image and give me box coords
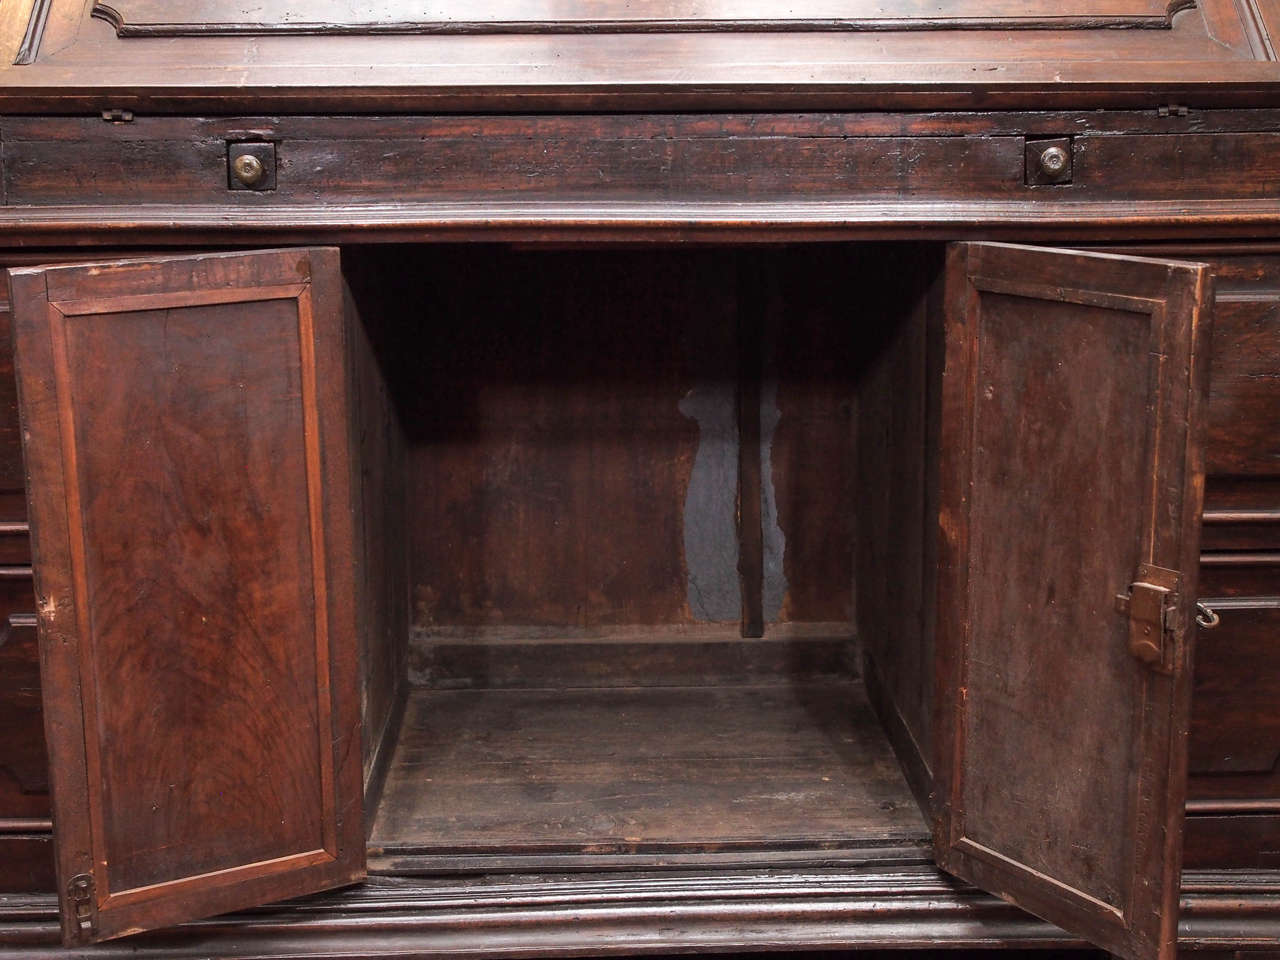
[343,242,942,873]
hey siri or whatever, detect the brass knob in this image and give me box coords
[1038,145,1070,178]
[231,153,265,187]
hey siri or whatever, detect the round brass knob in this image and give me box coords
[231,153,265,187]
[1038,145,1070,178]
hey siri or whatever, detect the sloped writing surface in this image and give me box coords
[92,0,1193,34]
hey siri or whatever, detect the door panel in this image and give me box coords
[933,242,1212,960]
[9,248,365,943]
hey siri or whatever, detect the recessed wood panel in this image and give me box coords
[1188,598,1280,779]
[1204,293,1280,477]
[10,248,365,943]
[933,243,1211,960]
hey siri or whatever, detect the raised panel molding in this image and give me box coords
[89,0,1197,35]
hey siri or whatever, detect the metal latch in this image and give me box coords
[67,873,96,938]
[100,109,133,123]
[1115,562,1181,673]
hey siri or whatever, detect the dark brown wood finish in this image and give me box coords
[0,0,1278,114]
[1080,244,1280,868]
[368,680,927,869]
[933,243,1214,960]
[0,572,45,820]
[342,271,410,820]
[855,245,944,812]
[1187,597,1280,787]
[0,867,1273,959]
[11,115,1280,215]
[0,0,1277,949]
[9,248,367,943]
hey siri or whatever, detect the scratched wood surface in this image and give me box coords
[369,680,926,855]
[379,246,858,631]
[932,243,1212,960]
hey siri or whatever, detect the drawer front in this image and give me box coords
[1199,554,1280,597]
[1186,590,1280,869]
[1202,479,1280,551]
[7,115,1280,212]
[1205,291,1280,478]
[1188,599,1280,782]
[0,569,46,819]
[1183,814,1280,870]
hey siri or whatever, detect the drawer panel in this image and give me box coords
[0,835,55,893]
[7,116,1280,211]
[0,569,46,821]
[1188,598,1280,782]
[1203,478,1280,551]
[1205,292,1280,478]
[1199,554,1280,597]
[1183,814,1280,870]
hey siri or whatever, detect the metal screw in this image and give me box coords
[1038,145,1070,178]
[231,153,265,187]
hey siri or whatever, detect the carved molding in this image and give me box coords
[0,866,1276,957]
[13,0,53,65]
[90,0,1197,37]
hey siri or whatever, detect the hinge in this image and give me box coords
[1115,562,1181,674]
[66,873,96,939]
[1157,104,1190,118]
[100,109,133,123]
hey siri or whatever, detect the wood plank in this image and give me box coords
[736,260,764,639]
[369,682,926,854]
[401,247,732,629]
[341,263,410,815]
[411,627,855,689]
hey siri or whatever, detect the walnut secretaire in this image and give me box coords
[0,2,1277,959]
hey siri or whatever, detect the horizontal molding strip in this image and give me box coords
[0,866,1274,957]
[8,199,1280,243]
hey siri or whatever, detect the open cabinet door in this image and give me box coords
[933,242,1212,960]
[9,248,366,944]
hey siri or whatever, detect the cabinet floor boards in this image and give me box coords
[367,680,928,872]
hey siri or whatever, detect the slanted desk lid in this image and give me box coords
[0,0,1277,111]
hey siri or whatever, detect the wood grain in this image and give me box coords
[932,243,1212,960]
[9,249,366,943]
[0,0,1271,115]
[14,118,1280,216]
[369,681,926,859]
[1188,598,1280,783]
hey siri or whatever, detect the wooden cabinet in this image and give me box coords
[0,238,1237,960]
[0,0,1277,957]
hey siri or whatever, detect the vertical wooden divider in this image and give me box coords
[737,255,765,639]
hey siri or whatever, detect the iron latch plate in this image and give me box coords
[1115,562,1181,674]
[66,872,96,940]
